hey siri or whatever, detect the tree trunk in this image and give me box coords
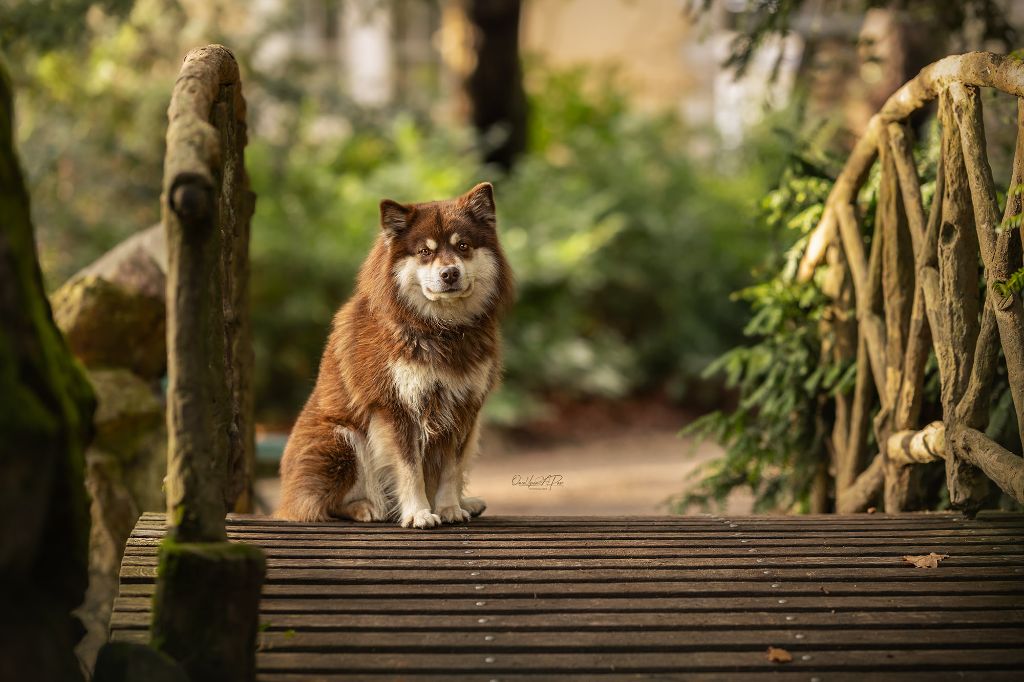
[465,0,527,170]
[0,61,96,682]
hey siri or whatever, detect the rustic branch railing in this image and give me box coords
[152,45,264,682]
[164,46,257,537]
[798,52,1024,513]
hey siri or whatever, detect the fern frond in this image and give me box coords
[993,267,1024,297]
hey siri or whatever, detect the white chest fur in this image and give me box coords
[389,357,492,417]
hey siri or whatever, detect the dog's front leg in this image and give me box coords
[434,414,486,521]
[396,455,440,529]
[434,453,470,524]
[368,410,440,529]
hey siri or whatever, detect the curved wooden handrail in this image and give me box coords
[799,52,1024,280]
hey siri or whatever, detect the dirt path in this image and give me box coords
[464,426,750,515]
[254,423,752,517]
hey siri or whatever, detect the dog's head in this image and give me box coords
[379,183,511,324]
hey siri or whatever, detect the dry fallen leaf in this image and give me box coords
[767,646,793,663]
[903,552,949,568]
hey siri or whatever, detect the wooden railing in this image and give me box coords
[153,45,263,682]
[163,44,256,539]
[799,52,1024,513]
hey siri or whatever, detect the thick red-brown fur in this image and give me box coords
[276,183,514,525]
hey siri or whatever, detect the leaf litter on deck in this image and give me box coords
[903,552,949,568]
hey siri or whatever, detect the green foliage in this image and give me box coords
[249,66,781,422]
[675,122,943,512]
[682,110,1023,512]
[10,1,782,425]
[999,182,1024,233]
[13,0,187,285]
[674,163,841,512]
[0,0,134,54]
[993,267,1024,297]
[499,68,783,406]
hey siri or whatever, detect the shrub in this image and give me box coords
[680,116,1020,513]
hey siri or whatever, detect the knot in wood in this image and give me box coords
[171,181,213,225]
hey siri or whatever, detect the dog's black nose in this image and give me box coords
[440,266,460,284]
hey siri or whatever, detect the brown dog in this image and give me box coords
[276,183,514,527]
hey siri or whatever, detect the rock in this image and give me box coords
[75,224,167,300]
[51,275,166,379]
[93,642,187,682]
[122,427,168,513]
[84,451,140,578]
[75,369,166,672]
[76,450,141,672]
[88,368,163,457]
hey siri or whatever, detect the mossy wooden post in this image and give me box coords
[151,45,264,682]
[0,59,96,682]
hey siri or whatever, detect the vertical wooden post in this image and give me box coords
[934,91,987,510]
[163,51,256,534]
[151,45,264,682]
[890,123,939,439]
[210,78,257,514]
[877,126,916,512]
[829,238,860,498]
[952,86,1024,449]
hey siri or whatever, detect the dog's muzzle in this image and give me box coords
[439,266,461,289]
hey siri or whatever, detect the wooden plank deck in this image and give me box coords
[110,511,1024,680]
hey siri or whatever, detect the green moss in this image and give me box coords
[0,54,95,610]
[0,56,96,682]
[171,504,185,528]
[151,538,265,682]
[93,642,187,682]
[157,536,266,562]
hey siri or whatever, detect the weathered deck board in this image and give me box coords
[110,511,1024,680]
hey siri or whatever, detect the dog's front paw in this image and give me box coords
[436,505,472,524]
[401,508,442,529]
[461,496,487,517]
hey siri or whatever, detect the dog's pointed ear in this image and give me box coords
[380,199,411,237]
[462,182,496,228]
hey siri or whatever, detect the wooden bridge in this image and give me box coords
[109,512,1024,680]
[91,46,1024,681]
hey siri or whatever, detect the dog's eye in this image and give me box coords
[457,242,469,252]
[418,247,432,257]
